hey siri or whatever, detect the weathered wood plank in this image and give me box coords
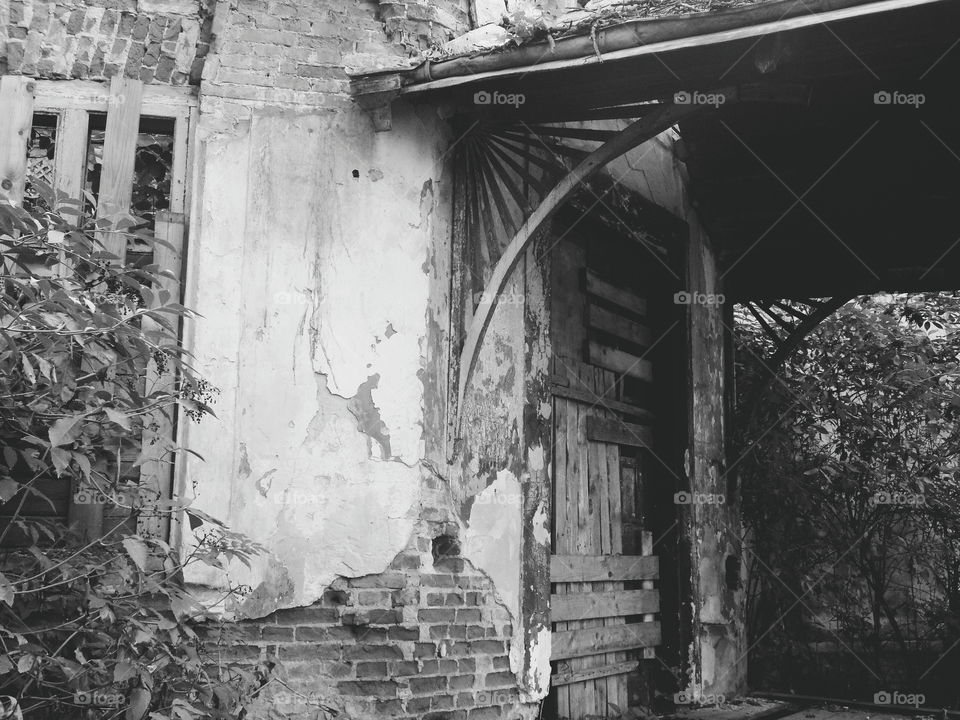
[551,621,661,660]
[553,396,572,718]
[33,80,196,116]
[96,76,144,262]
[585,269,647,317]
[551,660,639,687]
[588,340,653,381]
[549,381,655,423]
[551,554,659,582]
[602,399,627,702]
[137,212,184,541]
[551,589,659,621]
[572,365,596,713]
[586,415,653,449]
[642,531,656,660]
[0,76,36,205]
[588,303,652,347]
[574,384,590,557]
[589,368,610,712]
[52,109,89,226]
[169,114,189,215]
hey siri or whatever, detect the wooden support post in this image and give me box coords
[0,76,36,205]
[137,211,185,541]
[96,76,144,262]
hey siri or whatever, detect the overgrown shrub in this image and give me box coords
[0,184,275,719]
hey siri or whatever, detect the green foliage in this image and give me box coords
[0,186,274,719]
[737,294,960,698]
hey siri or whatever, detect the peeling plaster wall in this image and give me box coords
[177,97,454,617]
[460,470,522,621]
[447,242,554,702]
[453,270,529,679]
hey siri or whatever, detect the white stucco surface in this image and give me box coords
[176,101,451,616]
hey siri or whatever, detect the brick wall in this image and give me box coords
[1,0,212,83]
[205,481,530,719]
[202,0,470,106]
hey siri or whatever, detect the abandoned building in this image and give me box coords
[1,0,960,716]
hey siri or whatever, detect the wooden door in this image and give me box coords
[548,231,662,719]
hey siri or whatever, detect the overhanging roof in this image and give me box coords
[355,0,960,300]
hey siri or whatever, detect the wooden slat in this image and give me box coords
[53,109,89,225]
[524,125,620,142]
[642,531,657,660]
[588,340,653,381]
[551,589,659,621]
[96,76,144,262]
[551,622,661,660]
[551,554,659,582]
[551,660,639,687]
[0,76,36,205]
[33,80,196,117]
[549,381,655,422]
[572,365,595,712]
[553,395,570,718]
[601,389,627,705]
[137,212,184,541]
[169,115,189,215]
[585,269,646,317]
[586,415,653,449]
[588,303,652,347]
[584,365,606,713]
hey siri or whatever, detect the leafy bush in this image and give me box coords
[737,294,960,701]
[0,185,273,719]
